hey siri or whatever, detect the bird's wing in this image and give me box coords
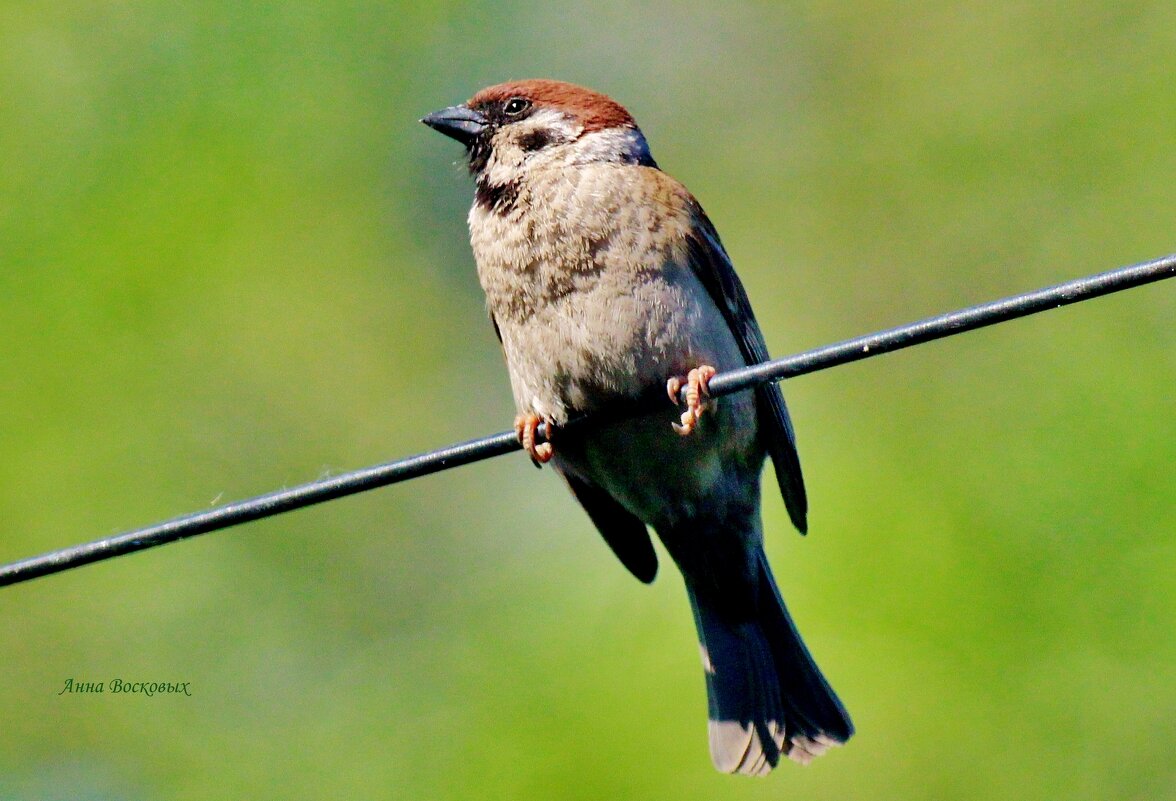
[683,204,808,534]
[560,469,658,583]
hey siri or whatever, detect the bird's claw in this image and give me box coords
[667,365,716,436]
[514,412,555,466]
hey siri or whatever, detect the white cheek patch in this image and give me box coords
[483,110,582,186]
[482,147,524,188]
[523,108,581,146]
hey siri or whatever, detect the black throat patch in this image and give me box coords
[474,178,521,216]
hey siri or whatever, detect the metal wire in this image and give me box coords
[2,253,1173,588]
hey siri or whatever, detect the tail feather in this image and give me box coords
[755,550,854,745]
[687,549,852,774]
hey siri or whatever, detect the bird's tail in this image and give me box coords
[685,549,853,775]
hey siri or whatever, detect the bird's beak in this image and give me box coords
[420,104,488,146]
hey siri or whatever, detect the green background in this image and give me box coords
[2,3,1173,799]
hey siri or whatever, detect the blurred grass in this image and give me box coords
[1,2,1173,799]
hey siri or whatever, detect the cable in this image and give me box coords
[2,253,1172,588]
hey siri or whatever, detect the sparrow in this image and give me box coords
[422,79,852,774]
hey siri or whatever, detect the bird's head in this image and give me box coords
[422,79,656,190]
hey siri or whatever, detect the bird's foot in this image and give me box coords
[666,365,716,436]
[514,412,555,467]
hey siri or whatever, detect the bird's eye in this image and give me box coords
[503,97,531,116]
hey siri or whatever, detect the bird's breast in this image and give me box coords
[467,165,744,423]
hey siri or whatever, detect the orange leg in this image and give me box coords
[514,412,555,466]
[666,365,717,436]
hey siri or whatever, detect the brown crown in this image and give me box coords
[468,79,637,133]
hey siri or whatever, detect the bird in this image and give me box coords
[421,79,852,774]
